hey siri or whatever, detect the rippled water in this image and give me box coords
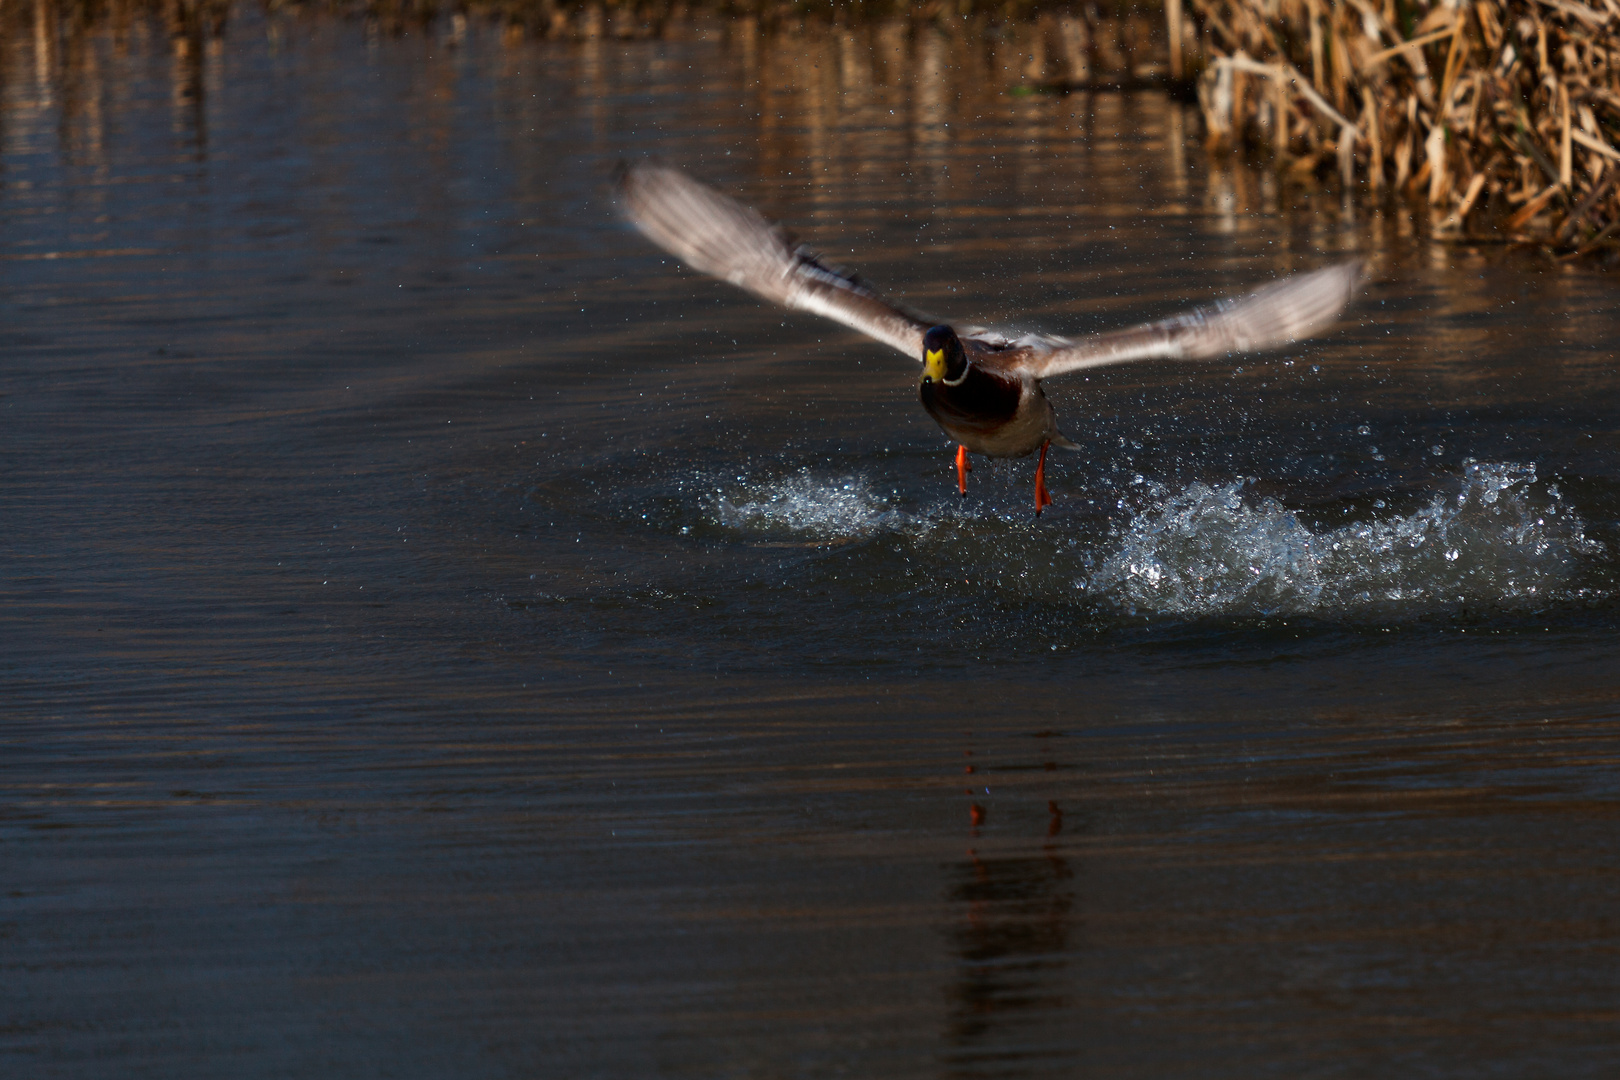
[6,7,1620,1078]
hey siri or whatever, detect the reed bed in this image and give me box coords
[16,0,1610,249]
[1189,0,1620,251]
[450,0,1619,249]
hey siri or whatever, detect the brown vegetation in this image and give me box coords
[465,0,1620,251]
[17,0,1616,251]
[1188,0,1620,251]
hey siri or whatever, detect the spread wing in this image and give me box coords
[994,261,1364,380]
[613,161,931,358]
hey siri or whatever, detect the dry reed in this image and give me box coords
[1188,0,1620,250]
[24,0,1611,249]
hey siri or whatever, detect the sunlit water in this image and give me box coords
[5,6,1620,1078]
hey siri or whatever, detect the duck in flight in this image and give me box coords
[614,162,1362,516]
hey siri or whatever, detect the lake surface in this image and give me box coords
[5,6,1620,1077]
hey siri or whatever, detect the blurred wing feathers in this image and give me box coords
[1009,261,1364,380]
[614,162,930,358]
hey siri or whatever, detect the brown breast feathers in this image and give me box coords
[918,362,1027,442]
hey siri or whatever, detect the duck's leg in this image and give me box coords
[1033,440,1053,517]
[955,444,972,497]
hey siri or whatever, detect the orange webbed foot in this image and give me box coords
[1033,440,1053,517]
[955,444,972,497]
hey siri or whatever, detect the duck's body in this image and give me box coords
[613,162,1364,516]
[914,326,1071,510]
[918,357,1053,459]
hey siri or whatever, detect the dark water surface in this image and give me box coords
[6,7,1620,1077]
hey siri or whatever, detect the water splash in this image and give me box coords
[715,470,903,540]
[704,462,1604,619]
[1091,462,1602,617]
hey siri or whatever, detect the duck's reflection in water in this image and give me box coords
[944,798,1076,1074]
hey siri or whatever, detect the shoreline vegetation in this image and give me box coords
[1187,0,1620,256]
[454,0,1620,255]
[14,0,1620,255]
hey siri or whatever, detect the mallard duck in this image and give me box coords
[614,162,1362,516]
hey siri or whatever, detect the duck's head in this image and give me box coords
[920,326,968,386]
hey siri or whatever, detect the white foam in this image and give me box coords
[705,461,1603,618]
[715,470,902,540]
[1090,462,1602,617]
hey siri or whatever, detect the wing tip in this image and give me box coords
[1333,256,1368,297]
[611,157,696,223]
[1317,257,1369,327]
[609,158,644,223]
[611,157,662,209]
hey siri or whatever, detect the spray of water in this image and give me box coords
[708,462,1603,617]
[716,470,902,540]
[1091,462,1600,616]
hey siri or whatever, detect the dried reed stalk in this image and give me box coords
[1186,0,1620,250]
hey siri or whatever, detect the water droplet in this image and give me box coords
[1084,463,1594,617]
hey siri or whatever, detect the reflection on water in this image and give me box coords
[946,847,1076,1071]
[946,768,1077,1076]
[6,4,1620,1078]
